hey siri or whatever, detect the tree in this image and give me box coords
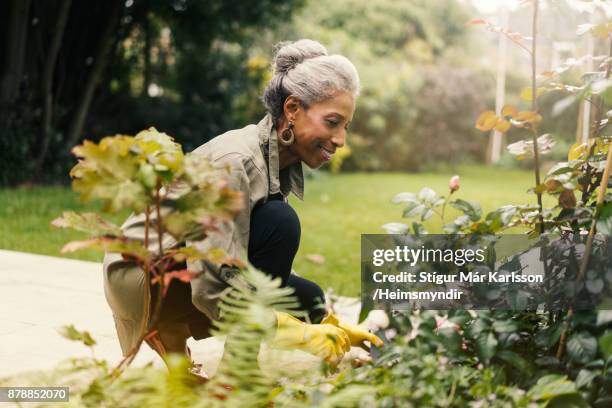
[0,0,304,185]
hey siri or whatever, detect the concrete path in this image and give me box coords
[0,250,363,380]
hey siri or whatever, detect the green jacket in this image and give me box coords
[102,113,304,356]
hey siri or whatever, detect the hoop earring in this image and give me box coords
[279,121,295,146]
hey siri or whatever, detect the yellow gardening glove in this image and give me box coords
[321,311,384,350]
[270,311,351,367]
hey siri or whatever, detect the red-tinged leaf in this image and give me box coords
[559,189,577,209]
[60,236,150,259]
[151,269,201,296]
[61,239,102,253]
[545,180,563,193]
[466,19,487,26]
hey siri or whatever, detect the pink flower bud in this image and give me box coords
[449,175,460,192]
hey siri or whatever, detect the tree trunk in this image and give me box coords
[65,0,122,149]
[141,10,152,98]
[34,0,72,178]
[0,0,32,121]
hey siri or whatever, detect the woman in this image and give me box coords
[103,39,382,374]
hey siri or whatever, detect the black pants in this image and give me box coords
[152,194,326,340]
[248,194,327,324]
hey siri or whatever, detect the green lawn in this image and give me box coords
[0,166,551,296]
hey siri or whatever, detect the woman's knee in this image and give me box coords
[250,200,301,250]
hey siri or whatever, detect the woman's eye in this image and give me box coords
[326,119,338,127]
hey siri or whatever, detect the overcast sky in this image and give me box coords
[471,0,612,15]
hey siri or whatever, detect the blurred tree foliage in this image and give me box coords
[278,0,496,171]
[0,0,303,185]
[1,0,598,184]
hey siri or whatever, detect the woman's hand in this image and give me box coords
[270,311,351,368]
[321,312,384,350]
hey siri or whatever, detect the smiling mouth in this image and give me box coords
[319,145,335,161]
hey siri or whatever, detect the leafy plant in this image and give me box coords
[51,127,244,376]
[370,1,612,406]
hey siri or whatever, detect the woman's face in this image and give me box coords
[286,90,356,169]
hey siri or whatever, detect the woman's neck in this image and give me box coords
[278,144,299,170]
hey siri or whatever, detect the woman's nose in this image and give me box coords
[331,130,345,148]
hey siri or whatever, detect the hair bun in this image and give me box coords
[273,39,328,75]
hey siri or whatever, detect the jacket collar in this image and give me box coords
[257,113,304,200]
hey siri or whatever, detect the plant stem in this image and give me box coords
[144,205,150,249]
[149,177,166,331]
[110,180,169,379]
[530,0,544,234]
[441,193,451,224]
[556,36,612,360]
[557,121,612,360]
[581,39,612,204]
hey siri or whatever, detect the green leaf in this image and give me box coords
[134,127,185,173]
[418,187,437,204]
[402,201,423,218]
[170,246,242,268]
[545,162,576,178]
[492,319,518,333]
[593,397,612,407]
[58,324,97,347]
[412,222,427,236]
[586,278,604,294]
[450,199,482,221]
[392,192,417,204]
[421,208,434,221]
[438,327,462,354]
[546,394,589,408]
[70,137,153,213]
[466,318,490,338]
[596,202,612,235]
[382,222,409,234]
[599,331,612,359]
[497,350,531,374]
[535,322,564,349]
[527,374,577,400]
[448,310,472,326]
[51,211,121,236]
[163,186,243,242]
[575,368,597,389]
[474,331,497,364]
[597,310,612,326]
[507,289,530,310]
[567,332,598,364]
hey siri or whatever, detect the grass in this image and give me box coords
[0,165,552,297]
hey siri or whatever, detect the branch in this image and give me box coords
[557,119,612,360]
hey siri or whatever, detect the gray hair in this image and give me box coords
[262,39,360,122]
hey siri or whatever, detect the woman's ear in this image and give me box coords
[283,95,302,121]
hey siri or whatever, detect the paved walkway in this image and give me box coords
[0,250,363,380]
